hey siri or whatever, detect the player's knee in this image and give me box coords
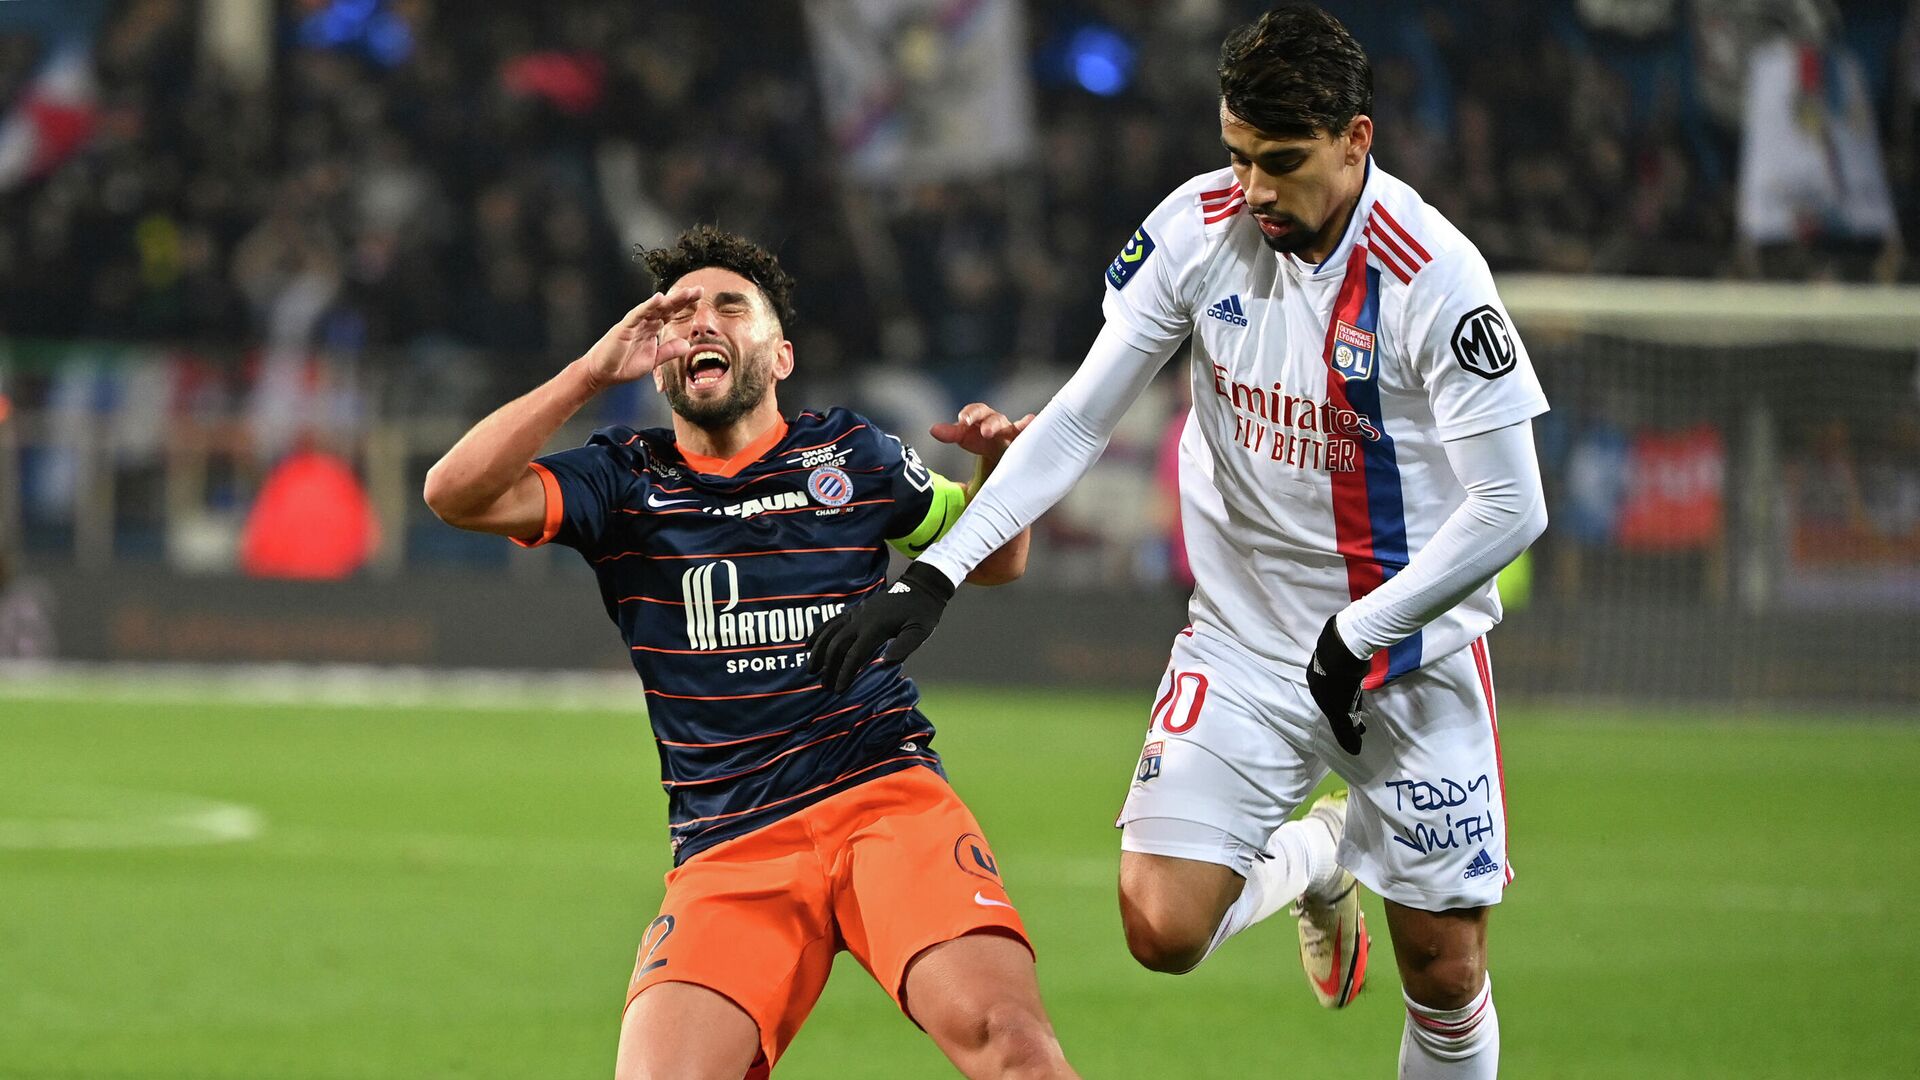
[933,999,1064,1077]
[1401,952,1486,1010]
[1119,898,1210,973]
[976,1003,1066,1077]
[617,1053,750,1080]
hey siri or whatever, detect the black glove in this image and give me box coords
[806,562,956,694]
[1306,614,1369,755]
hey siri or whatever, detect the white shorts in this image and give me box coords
[1118,625,1513,911]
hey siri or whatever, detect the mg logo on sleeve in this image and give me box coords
[1450,305,1516,379]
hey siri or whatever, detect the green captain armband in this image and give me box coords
[888,472,968,556]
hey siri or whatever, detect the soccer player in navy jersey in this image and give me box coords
[424,226,1078,1080]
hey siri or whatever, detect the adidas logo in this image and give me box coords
[1462,848,1501,879]
[1205,294,1249,326]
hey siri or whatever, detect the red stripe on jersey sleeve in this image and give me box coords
[1364,228,1415,284]
[1370,204,1432,264]
[1203,199,1245,224]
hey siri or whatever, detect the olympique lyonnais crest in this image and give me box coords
[1136,740,1164,783]
[807,465,853,506]
[1331,320,1376,382]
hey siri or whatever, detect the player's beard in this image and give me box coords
[1256,211,1328,255]
[662,348,774,430]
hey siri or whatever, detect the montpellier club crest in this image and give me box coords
[807,465,853,507]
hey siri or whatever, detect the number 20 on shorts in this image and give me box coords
[1150,671,1209,734]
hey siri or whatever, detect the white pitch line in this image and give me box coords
[0,659,643,713]
[0,787,266,851]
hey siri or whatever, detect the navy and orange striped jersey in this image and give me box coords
[518,408,969,864]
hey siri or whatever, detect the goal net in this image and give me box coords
[1496,275,1920,706]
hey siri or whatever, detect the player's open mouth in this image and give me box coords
[686,348,731,390]
[1255,215,1291,238]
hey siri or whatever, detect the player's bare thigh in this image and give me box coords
[903,930,1079,1080]
[1117,850,1245,973]
[616,981,760,1080]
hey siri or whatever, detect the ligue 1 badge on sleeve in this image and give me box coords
[1106,227,1156,290]
[1331,320,1376,382]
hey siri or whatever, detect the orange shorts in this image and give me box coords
[623,765,1031,1073]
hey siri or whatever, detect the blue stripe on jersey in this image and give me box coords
[530,408,945,863]
[1343,265,1423,680]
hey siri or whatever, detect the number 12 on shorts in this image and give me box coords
[635,914,675,977]
[1149,671,1209,734]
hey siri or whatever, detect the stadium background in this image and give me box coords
[2,0,1917,1077]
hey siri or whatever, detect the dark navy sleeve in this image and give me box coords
[524,428,641,555]
[843,414,940,541]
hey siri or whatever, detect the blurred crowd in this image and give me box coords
[0,0,1913,410]
[0,2,828,400]
[0,0,1915,606]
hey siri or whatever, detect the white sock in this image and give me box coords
[1199,817,1339,962]
[1400,975,1499,1079]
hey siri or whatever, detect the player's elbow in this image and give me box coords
[1521,492,1548,547]
[422,461,480,528]
[421,462,457,521]
[1489,494,1547,573]
[1476,486,1548,556]
[966,563,1024,587]
[965,536,1031,586]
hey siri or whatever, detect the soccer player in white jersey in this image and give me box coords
[812,5,1547,1077]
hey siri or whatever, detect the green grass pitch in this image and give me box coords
[3,684,1917,1078]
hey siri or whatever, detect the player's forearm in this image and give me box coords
[920,398,1107,585]
[423,359,600,520]
[960,449,1031,585]
[1336,421,1548,656]
[919,324,1174,584]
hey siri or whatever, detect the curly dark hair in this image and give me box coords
[640,225,797,333]
[1218,5,1372,140]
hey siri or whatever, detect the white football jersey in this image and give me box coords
[1104,160,1548,685]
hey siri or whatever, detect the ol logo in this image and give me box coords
[1331,320,1376,382]
[1106,227,1156,290]
[954,832,1001,881]
[1136,740,1163,783]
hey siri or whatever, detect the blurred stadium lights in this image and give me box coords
[296,0,413,67]
[1041,22,1136,98]
[1067,26,1135,97]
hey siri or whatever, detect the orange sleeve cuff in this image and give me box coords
[510,462,564,548]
